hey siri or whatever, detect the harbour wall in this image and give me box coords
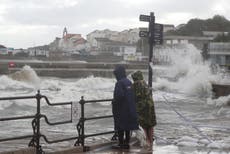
[0,60,148,78]
[212,83,230,100]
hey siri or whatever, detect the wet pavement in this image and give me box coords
[84,142,152,154]
[89,147,152,154]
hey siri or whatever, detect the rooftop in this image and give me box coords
[0,44,6,48]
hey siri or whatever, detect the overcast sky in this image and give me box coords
[0,0,229,48]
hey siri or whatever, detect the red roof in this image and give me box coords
[63,34,81,39]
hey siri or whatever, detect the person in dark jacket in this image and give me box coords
[112,65,139,149]
[132,71,157,151]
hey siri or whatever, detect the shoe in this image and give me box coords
[111,144,122,149]
[140,148,152,153]
[122,144,130,149]
[147,147,153,153]
[146,144,153,153]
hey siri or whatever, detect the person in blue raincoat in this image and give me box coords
[112,65,139,149]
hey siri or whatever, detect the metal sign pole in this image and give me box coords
[139,12,163,95]
[148,12,155,95]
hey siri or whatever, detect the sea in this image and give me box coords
[0,44,230,154]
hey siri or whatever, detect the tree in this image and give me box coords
[167,15,230,37]
[213,33,230,42]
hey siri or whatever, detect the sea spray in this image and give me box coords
[207,95,230,107]
[75,75,115,91]
[153,44,230,103]
[8,65,41,89]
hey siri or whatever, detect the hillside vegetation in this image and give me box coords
[167,15,230,42]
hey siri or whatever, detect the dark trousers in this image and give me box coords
[118,130,130,145]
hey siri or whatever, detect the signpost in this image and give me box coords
[139,15,150,22]
[139,12,163,94]
[139,31,149,37]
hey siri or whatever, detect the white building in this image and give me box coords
[117,28,139,44]
[87,29,119,47]
[7,48,14,55]
[123,49,143,61]
[208,42,230,66]
[163,24,175,32]
[86,28,139,49]
[28,47,49,57]
[203,31,228,38]
[0,45,7,55]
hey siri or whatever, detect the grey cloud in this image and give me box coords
[1,0,230,48]
[3,0,137,25]
[2,0,222,27]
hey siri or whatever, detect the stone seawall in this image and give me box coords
[0,60,148,78]
[212,83,230,99]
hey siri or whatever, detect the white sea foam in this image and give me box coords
[175,136,208,148]
[154,145,180,154]
[176,136,199,143]
[174,135,230,150]
[0,74,116,109]
[207,138,230,149]
[207,95,230,106]
[0,75,33,90]
[153,44,230,106]
[75,75,115,91]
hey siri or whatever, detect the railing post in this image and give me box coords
[80,96,87,151]
[75,96,90,151]
[77,96,85,146]
[35,90,42,154]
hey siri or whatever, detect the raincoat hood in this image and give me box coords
[113,65,126,81]
[132,71,144,81]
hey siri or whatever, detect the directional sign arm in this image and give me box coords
[139,15,150,22]
[139,31,149,37]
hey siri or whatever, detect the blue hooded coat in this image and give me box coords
[112,65,138,131]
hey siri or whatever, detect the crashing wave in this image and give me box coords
[8,65,41,88]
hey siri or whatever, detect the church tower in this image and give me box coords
[63,27,68,38]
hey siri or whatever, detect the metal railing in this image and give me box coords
[0,91,115,153]
[74,96,114,152]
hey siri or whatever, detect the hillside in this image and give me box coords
[167,15,230,41]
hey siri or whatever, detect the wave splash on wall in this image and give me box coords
[152,44,230,106]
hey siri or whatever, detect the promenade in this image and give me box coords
[0,139,150,154]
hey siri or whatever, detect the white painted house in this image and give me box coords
[0,45,7,55]
[28,47,49,57]
[208,42,230,66]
